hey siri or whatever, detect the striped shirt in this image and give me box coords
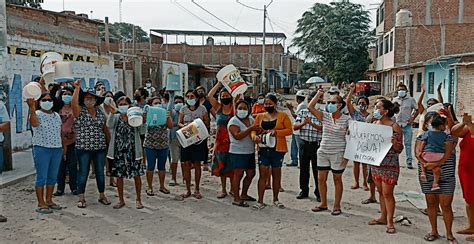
[294,108,322,142]
[319,112,351,154]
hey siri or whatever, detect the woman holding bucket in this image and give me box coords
[105,96,145,209]
[71,80,111,208]
[143,97,173,196]
[251,94,293,210]
[178,89,210,200]
[208,82,235,199]
[27,94,63,214]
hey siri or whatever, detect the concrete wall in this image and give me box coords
[456,65,474,116]
[6,36,117,150]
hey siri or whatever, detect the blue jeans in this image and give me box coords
[401,125,413,166]
[290,135,303,165]
[32,146,62,187]
[77,149,106,194]
[145,147,169,171]
[56,143,78,193]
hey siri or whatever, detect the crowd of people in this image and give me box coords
[0,77,473,243]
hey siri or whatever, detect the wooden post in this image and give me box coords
[104,17,110,52]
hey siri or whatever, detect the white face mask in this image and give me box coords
[236,110,248,119]
[146,83,152,88]
[258,99,264,104]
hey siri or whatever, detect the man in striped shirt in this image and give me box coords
[294,91,323,201]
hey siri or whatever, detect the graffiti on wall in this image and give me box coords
[6,38,117,149]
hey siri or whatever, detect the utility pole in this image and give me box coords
[261,0,273,93]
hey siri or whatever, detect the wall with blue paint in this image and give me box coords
[423,58,458,107]
[6,36,118,150]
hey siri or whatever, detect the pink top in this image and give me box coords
[60,106,76,146]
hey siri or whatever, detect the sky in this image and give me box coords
[42,0,381,49]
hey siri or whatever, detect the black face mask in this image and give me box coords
[134,95,142,102]
[221,98,232,105]
[265,106,275,113]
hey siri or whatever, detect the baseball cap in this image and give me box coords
[296,90,307,97]
[328,86,340,94]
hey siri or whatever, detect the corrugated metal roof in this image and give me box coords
[151,29,286,39]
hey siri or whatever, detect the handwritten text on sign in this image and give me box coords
[344,121,393,166]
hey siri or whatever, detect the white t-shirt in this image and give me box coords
[228,116,255,154]
[32,111,62,148]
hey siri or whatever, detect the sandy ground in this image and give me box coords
[0,102,470,243]
[0,140,469,243]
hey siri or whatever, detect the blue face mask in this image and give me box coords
[186,99,196,106]
[398,90,407,97]
[40,101,54,111]
[62,95,72,105]
[118,105,129,114]
[326,103,338,113]
[373,109,383,120]
[174,103,183,111]
[427,124,433,131]
[237,110,249,119]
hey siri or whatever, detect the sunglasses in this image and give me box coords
[41,99,52,102]
[326,101,338,105]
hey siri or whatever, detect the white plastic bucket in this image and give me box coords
[166,74,181,91]
[258,133,276,148]
[216,64,248,97]
[127,107,143,127]
[427,103,444,113]
[22,82,42,100]
[144,105,167,126]
[40,52,63,84]
[176,118,209,148]
[54,61,74,83]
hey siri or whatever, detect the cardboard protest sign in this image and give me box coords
[344,121,393,166]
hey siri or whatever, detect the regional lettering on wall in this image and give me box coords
[7,45,110,65]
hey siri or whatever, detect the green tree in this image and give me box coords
[99,22,149,43]
[293,2,373,84]
[7,0,42,8]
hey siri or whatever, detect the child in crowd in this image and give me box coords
[419,115,448,191]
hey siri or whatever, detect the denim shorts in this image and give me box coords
[230,153,256,170]
[258,148,285,168]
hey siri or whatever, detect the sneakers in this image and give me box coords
[296,192,308,199]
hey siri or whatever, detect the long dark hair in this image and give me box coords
[379,99,400,117]
[443,103,458,122]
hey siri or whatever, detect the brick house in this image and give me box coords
[373,0,474,111]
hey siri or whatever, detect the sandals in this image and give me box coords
[48,203,62,210]
[136,201,144,209]
[362,185,370,191]
[192,192,203,199]
[98,198,111,205]
[217,192,228,199]
[146,188,155,196]
[361,198,377,204]
[423,233,440,242]
[386,226,396,234]
[331,209,342,216]
[368,219,387,226]
[180,192,191,199]
[77,200,87,208]
[169,180,177,186]
[252,203,266,210]
[113,201,125,209]
[447,236,458,244]
[35,207,53,214]
[241,196,256,202]
[351,185,359,190]
[273,201,285,209]
[311,206,328,212]
[159,188,170,195]
[232,201,249,208]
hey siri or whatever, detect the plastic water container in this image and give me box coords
[40,52,63,85]
[144,105,167,126]
[23,82,42,100]
[127,107,143,127]
[166,74,181,91]
[216,64,248,97]
[176,118,209,148]
[427,103,444,113]
[258,133,276,148]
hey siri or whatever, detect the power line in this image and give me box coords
[171,0,222,30]
[236,0,264,11]
[191,0,241,32]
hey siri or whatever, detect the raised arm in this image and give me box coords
[208,82,222,111]
[308,89,324,121]
[437,82,444,104]
[346,83,356,116]
[27,99,39,128]
[71,80,82,118]
[418,83,426,115]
